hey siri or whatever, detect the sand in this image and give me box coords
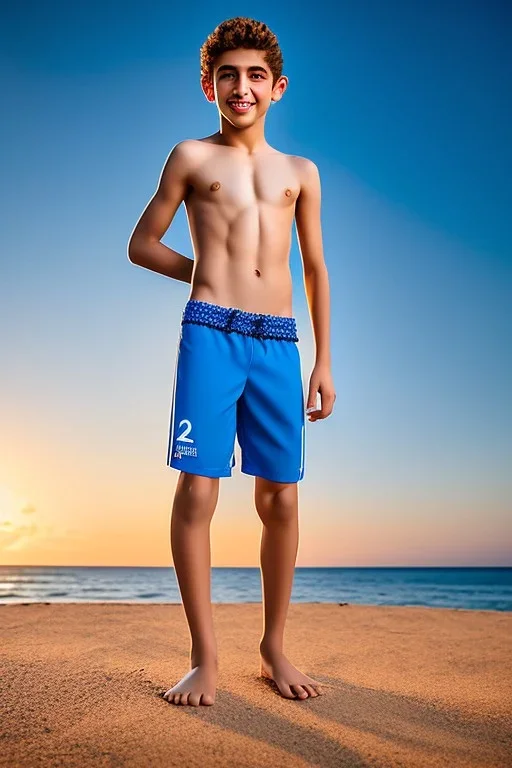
[1,602,511,767]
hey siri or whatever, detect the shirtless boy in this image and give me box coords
[128,17,336,706]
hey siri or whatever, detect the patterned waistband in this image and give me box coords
[181,299,299,342]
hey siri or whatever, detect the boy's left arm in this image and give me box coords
[294,158,336,422]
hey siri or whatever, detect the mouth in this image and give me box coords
[227,101,256,114]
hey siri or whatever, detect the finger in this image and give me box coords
[317,405,334,419]
[309,399,335,420]
[306,395,318,412]
[319,393,336,415]
[306,383,319,409]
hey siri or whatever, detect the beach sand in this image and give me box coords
[1,603,511,767]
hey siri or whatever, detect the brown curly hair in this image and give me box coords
[200,17,283,86]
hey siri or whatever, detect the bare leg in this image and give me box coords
[255,476,323,700]
[163,471,219,706]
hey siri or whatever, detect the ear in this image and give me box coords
[271,75,289,104]
[201,75,215,103]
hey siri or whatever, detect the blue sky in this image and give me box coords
[0,1,510,566]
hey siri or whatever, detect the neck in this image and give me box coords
[216,115,268,154]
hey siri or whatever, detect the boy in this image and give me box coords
[128,17,336,706]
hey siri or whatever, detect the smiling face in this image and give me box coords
[201,48,288,126]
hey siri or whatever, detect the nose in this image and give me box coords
[233,73,250,96]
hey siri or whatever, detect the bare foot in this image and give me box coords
[163,661,217,706]
[259,642,324,700]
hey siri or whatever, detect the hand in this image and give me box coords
[306,363,336,421]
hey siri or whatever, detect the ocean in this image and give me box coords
[0,566,510,611]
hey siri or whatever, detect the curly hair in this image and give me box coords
[200,17,283,86]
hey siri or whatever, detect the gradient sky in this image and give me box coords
[1,1,511,566]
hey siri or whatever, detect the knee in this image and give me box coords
[254,478,298,525]
[173,472,219,523]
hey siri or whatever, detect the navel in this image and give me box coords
[285,188,292,197]
[210,181,221,191]
[254,268,261,277]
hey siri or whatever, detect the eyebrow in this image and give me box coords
[216,65,268,74]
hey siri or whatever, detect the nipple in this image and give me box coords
[210,181,221,191]
[285,188,292,197]
[254,268,261,277]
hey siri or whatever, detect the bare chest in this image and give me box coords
[187,155,300,209]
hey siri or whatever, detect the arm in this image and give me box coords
[127,141,194,284]
[295,158,336,421]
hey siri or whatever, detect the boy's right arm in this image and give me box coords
[127,141,194,283]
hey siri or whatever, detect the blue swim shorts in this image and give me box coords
[166,299,306,483]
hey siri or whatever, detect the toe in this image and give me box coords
[280,684,298,699]
[201,693,215,705]
[172,694,180,704]
[180,692,190,705]
[188,692,201,706]
[292,685,309,699]
[304,685,318,697]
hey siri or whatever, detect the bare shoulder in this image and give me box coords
[289,155,320,183]
[289,154,318,169]
[284,155,321,198]
[163,138,206,166]
[158,139,209,189]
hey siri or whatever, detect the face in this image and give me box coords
[201,48,287,125]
